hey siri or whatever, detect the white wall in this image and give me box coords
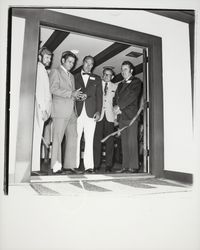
[9,17,25,181]
[52,9,193,173]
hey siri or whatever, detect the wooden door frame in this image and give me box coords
[11,8,164,182]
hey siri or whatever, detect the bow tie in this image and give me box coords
[82,72,91,76]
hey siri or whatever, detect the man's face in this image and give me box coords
[102,70,113,83]
[63,56,75,71]
[83,58,94,73]
[121,64,133,80]
[41,54,51,67]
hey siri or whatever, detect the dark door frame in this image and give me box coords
[11,8,164,182]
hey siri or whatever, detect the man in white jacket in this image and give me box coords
[93,67,118,172]
[32,47,53,172]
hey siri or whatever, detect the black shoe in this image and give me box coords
[84,168,95,174]
[62,168,81,174]
[94,166,101,172]
[51,169,63,175]
[115,168,128,173]
[127,168,139,173]
[105,166,112,173]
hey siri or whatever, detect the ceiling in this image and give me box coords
[40,26,144,81]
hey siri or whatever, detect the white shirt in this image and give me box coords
[81,70,90,87]
[99,80,118,123]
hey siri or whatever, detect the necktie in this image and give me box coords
[104,82,108,95]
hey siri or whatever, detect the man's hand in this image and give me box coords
[72,88,83,100]
[41,110,49,121]
[77,93,87,101]
[113,105,122,115]
[93,112,100,122]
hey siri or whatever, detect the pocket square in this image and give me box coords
[90,76,95,80]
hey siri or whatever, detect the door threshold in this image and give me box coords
[30,173,153,183]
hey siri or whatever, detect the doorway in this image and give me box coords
[11,8,163,183]
[30,25,150,177]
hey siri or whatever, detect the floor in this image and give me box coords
[3,174,199,250]
[9,173,191,197]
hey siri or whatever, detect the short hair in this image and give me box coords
[61,51,77,65]
[83,55,94,64]
[103,67,115,76]
[121,60,135,74]
[39,47,52,57]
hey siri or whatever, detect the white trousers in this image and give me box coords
[76,106,96,170]
[32,107,44,171]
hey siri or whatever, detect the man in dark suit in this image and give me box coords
[74,55,102,173]
[114,61,142,173]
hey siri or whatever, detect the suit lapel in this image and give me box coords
[119,76,134,94]
[85,74,95,90]
[79,73,86,90]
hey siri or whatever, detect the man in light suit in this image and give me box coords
[114,61,142,173]
[74,55,102,173]
[49,51,83,174]
[32,47,52,172]
[93,67,118,172]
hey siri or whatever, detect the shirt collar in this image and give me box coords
[61,65,69,75]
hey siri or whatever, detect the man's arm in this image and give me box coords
[93,76,103,121]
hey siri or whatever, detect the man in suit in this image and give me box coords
[74,55,102,173]
[114,61,142,173]
[93,67,118,172]
[49,51,83,174]
[32,47,52,172]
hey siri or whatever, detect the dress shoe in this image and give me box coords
[115,168,128,173]
[105,166,112,173]
[94,166,101,172]
[62,168,82,174]
[84,168,95,174]
[51,169,62,175]
[127,168,139,173]
[52,161,62,173]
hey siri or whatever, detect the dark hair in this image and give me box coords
[61,51,77,65]
[121,60,135,74]
[39,47,52,57]
[103,67,115,76]
[83,55,94,64]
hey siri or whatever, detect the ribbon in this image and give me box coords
[101,102,144,143]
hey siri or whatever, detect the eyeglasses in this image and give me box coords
[103,73,113,77]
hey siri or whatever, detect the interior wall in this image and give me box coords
[52,9,193,173]
[9,16,25,182]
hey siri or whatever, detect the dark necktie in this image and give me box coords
[104,82,108,95]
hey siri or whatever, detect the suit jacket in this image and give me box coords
[49,66,75,118]
[74,72,102,118]
[115,76,142,123]
[99,81,118,123]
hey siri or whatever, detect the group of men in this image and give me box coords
[32,47,142,175]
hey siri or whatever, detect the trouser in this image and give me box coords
[51,113,77,169]
[76,108,96,170]
[32,108,44,171]
[119,120,139,170]
[93,115,114,167]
